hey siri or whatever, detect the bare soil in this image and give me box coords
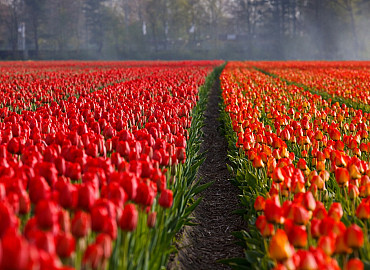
[167,75,246,270]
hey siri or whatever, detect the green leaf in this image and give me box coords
[231,231,247,239]
[191,181,214,195]
[184,197,202,215]
[246,250,264,259]
[184,221,199,226]
[245,238,263,247]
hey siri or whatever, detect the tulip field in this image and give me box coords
[0,60,223,270]
[220,61,370,270]
[1,59,370,270]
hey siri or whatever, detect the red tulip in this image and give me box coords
[34,230,55,254]
[147,211,157,228]
[29,176,51,204]
[297,250,318,270]
[58,182,78,210]
[135,182,155,206]
[292,204,310,225]
[288,225,307,248]
[328,202,343,222]
[37,162,58,187]
[317,235,335,256]
[312,202,327,220]
[310,218,321,238]
[175,147,186,163]
[72,211,91,238]
[119,203,138,231]
[102,216,117,240]
[265,197,283,224]
[159,189,173,208]
[120,171,138,201]
[302,192,316,211]
[78,183,96,211]
[106,182,127,208]
[35,199,59,229]
[55,232,75,258]
[7,137,21,154]
[65,162,82,181]
[91,206,109,232]
[345,258,364,270]
[0,232,29,270]
[95,233,112,259]
[0,202,17,238]
[17,189,31,214]
[83,244,104,270]
[58,209,71,233]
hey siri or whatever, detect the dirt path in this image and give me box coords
[168,74,246,269]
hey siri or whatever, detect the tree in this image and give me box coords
[45,0,82,52]
[329,0,363,58]
[0,0,23,55]
[83,0,106,53]
[24,0,45,57]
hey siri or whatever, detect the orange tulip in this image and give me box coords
[268,229,294,262]
[317,236,335,256]
[335,167,350,187]
[356,201,370,220]
[254,195,265,211]
[344,224,364,249]
[334,233,352,255]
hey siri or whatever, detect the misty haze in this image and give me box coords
[0,0,369,60]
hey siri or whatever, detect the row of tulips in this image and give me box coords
[0,60,222,270]
[0,61,209,113]
[220,61,370,270]
[251,61,370,113]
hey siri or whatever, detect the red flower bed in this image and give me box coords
[0,60,222,269]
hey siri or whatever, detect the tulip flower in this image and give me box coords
[317,235,335,256]
[95,233,112,259]
[72,211,91,239]
[147,211,157,228]
[292,204,310,226]
[0,232,30,270]
[288,225,307,248]
[328,202,343,222]
[35,199,59,229]
[344,224,364,249]
[254,195,265,212]
[345,258,364,270]
[297,250,318,270]
[252,155,265,168]
[83,244,104,270]
[159,189,173,208]
[335,167,350,187]
[265,197,283,224]
[356,201,370,220]
[135,182,155,206]
[119,203,138,231]
[55,232,76,258]
[268,229,294,262]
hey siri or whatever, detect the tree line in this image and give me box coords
[0,0,369,60]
